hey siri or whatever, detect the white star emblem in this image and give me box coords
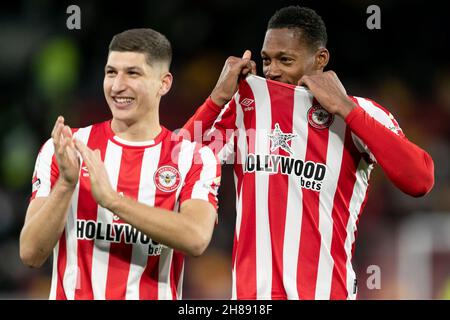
[268,123,297,155]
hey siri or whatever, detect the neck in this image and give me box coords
[111,111,161,142]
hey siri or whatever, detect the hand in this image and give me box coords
[298,71,357,119]
[210,50,257,106]
[51,116,80,188]
[74,139,118,209]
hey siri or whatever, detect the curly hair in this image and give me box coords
[268,6,327,50]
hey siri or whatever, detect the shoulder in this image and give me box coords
[71,120,110,140]
[350,96,398,122]
[350,96,391,115]
[350,96,404,135]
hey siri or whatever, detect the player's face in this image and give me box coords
[104,51,169,123]
[261,28,321,85]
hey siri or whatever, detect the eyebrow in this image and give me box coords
[105,65,144,72]
[261,50,295,57]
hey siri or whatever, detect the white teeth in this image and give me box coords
[114,97,134,104]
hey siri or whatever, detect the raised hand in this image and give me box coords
[51,116,80,188]
[73,139,118,209]
[210,50,257,106]
[298,71,357,119]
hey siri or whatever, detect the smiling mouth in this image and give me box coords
[112,96,135,108]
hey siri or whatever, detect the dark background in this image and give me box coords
[0,0,449,299]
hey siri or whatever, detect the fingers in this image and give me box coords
[298,75,310,87]
[94,149,101,160]
[241,50,257,76]
[242,50,251,60]
[51,116,64,138]
[74,139,102,166]
[250,60,257,75]
[52,117,65,148]
[74,139,90,161]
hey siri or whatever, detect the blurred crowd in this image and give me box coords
[0,0,448,299]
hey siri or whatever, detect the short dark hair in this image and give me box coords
[109,28,172,68]
[268,6,327,50]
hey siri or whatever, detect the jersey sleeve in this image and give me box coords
[178,145,222,210]
[30,138,59,201]
[345,97,434,196]
[349,97,404,163]
[180,97,237,163]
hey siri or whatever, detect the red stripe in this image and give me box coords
[266,80,293,299]
[48,156,67,300]
[352,185,370,258]
[297,101,329,299]
[234,79,257,299]
[56,230,67,299]
[105,148,145,299]
[329,128,361,299]
[139,138,175,299]
[170,251,184,299]
[75,124,108,299]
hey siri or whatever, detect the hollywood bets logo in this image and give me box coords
[244,123,327,192]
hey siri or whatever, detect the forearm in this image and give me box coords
[345,107,434,196]
[106,195,210,256]
[181,97,222,142]
[20,179,75,267]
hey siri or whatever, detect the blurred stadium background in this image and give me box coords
[0,0,449,299]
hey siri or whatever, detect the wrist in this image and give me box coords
[103,191,122,212]
[337,99,357,119]
[57,177,77,192]
[210,91,229,107]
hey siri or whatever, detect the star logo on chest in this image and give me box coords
[268,123,297,156]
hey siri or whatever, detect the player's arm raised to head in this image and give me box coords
[180,50,256,143]
[20,117,79,268]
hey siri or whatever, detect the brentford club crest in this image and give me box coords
[154,166,181,192]
[308,105,334,129]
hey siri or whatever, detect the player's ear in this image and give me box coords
[159,72,173,96]
[315,48,329,70]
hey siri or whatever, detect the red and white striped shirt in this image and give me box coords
[204,75,405,300]
[30,121,220,300]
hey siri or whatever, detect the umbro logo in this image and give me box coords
[240,98,255,111]
[81,166,89,177]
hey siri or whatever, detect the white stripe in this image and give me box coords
[352,97,400,163]
[35,139,54,198]
[314,117,346,299]
[207,99,235,164]
[48,242,59,299]
[64,126,92,299]
[191,147,218,200]
[125,144,161,299]
[354,97,395,128]
[345,159,372,299]
[234,93,246,242]
[232,93,246,299]
[175,139,195,202]
[177,262,184,299]
[158,248,174,299]
[89,140,122,299]
[283,88,311,299]
[247,75,272,299]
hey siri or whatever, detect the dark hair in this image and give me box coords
[267,6,327,50]
[109,28,172,68]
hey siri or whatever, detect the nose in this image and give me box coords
[264,62,282,80]
[111,73,127,93]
